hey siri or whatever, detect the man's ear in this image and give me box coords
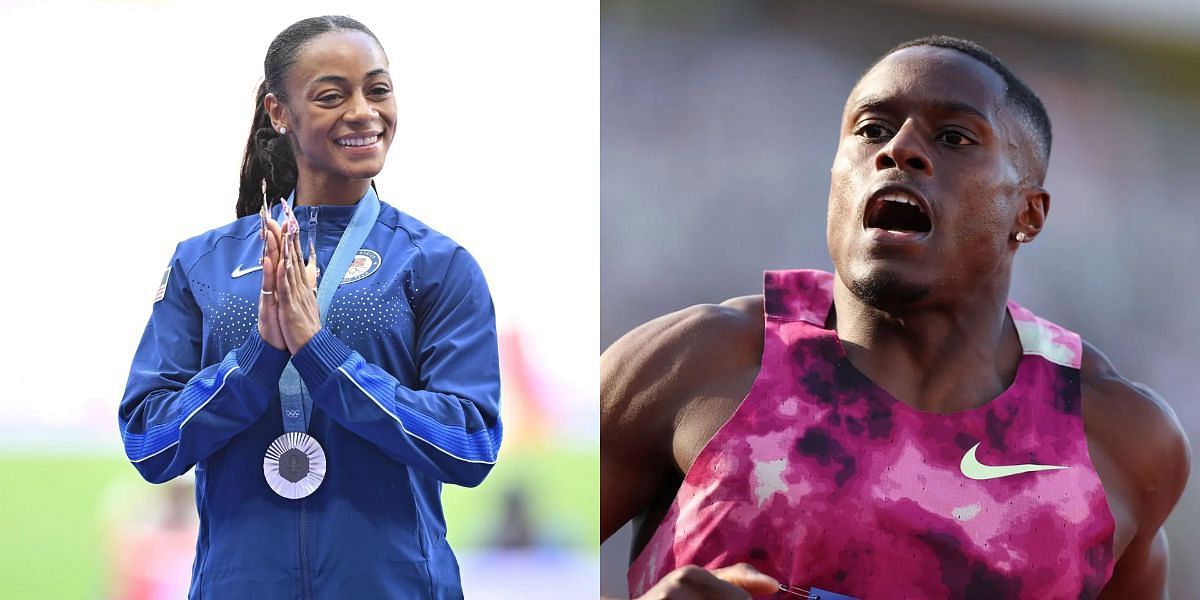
[1013,185,1049,243]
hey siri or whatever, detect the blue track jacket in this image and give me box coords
[119,199,502,599]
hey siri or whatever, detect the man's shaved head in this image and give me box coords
[866,36,1051,182]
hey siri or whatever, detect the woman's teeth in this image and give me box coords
[337,135,379,147]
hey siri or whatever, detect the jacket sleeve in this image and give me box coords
[118,246,291,483]
[290,247,502,487]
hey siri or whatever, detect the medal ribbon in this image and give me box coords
[275,186,381,432]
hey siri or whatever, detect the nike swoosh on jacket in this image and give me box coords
[230,264,263,277]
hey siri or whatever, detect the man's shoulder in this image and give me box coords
[1079,341,1190,525]
[602,297,764,387]
[600,296,765,437]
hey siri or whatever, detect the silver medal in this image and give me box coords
[263,432,326,499]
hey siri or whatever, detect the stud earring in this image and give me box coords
[1015,232,1029,243]
[279,126,287,135]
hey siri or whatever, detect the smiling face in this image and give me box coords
[266,30,396,192]
[827,46,1045,308]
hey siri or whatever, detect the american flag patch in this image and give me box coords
[154,267,171,303]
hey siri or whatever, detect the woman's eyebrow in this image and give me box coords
[310,68,391,86]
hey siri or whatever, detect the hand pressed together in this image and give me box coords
[258,214,321,354]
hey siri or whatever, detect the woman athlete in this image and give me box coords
[119,16,502,599]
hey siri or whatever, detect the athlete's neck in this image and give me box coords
[294,175,372,207]
[830,276,1022,413]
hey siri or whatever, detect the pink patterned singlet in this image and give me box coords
[628,270,1115,599]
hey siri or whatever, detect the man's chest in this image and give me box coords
[644,376,1117,600]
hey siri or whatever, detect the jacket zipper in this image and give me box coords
[300,206,318,600]
[300,497,313,599]
[307,207,320,279]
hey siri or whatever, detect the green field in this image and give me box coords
[0,447,597,598]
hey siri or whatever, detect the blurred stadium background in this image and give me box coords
[0,1,597,598]
[602,0,1200,597]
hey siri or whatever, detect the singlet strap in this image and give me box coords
[763,270,834,325]
[1008,300,1083,369]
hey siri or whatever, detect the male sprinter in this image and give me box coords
[601,37,1189,599]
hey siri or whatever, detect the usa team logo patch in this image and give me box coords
[342,250,381,284]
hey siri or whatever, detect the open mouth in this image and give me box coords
[864,190,931,234]
[335,134,381,148]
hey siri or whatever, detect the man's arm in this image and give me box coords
[601,297,764,543]
[602,299,773,600]
[1102,529,1170,598]
[601,306,705,544]
[1081,342,1191,599]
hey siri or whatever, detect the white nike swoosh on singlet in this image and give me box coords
[230,264,264,278]
[959,442,1069,480]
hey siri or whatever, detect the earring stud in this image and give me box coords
[1015,232,1029,243]
[279,126,287,135]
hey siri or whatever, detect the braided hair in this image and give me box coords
[236,16,382,217]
